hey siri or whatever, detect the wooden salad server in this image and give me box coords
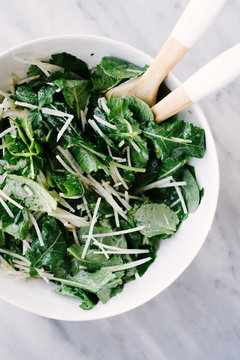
[106,0,229,106]
[152,43,240,123]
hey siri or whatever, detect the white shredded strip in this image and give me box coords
[76,204,85,211]
[56,155,76,175]
[81,197,101,259]
[35,268,54,283]
[175,185,188,214]
[88,119,105,137]
[53,207,89,227]
[136,176,173,193]
[0,125,17,138]
[0,172,7,185]
[15,101,74,122]
[35,268,50,283]
[98,97,110,115]
[93,114,117,129]
[22,239,31,255]
[13,56,50,76]
[82,225,145,239]
[92,238,109,259]
[126,68,143,74]
[103,257,151,272]
[129,139,140,153]
[93,248,149,255]
[17,75,40,85]
[103,181,131,211]
[126,146,132,167]
[0,196,14,218]
[125,190,129,204]
[59,198,75,213]
[118,140,125,148]
[82,195,92,220]
[57,146,83,175]
[113,182,122,188]
[171,137,192,143]
[170,198,181,208]
[0,248,30,264]
[112,157,126,163]
[29,213,44,246]
[88,175,127,220]
[114,210,120,228]
[12,258,30,267]
[80,110,87,132]
[15,101,37,110]
[0,189,23,210]
[113,165,128,190]
[115,191,144,201]
[157,181,186,188]
[107,145,113,158]
[24,185,33,196]
[73,230,80,245]
[57,115,74,142]
[137,177,186,193]
[59,193,82,200]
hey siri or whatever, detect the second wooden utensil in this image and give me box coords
[152,43,240,123]
[106,0,229,106]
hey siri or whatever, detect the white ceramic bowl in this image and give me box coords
[0,35,219,321]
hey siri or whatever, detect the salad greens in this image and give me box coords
[0,52,205,310]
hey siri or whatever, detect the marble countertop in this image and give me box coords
[0,1,240,359]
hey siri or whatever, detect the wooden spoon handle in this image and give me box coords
[152,43,240,123]
[141,0,229,99]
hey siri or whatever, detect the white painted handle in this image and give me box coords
[171,0,229,48]
[183,43,240,102]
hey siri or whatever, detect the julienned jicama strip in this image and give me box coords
[0,52,205,310]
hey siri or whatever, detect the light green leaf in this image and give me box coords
[135,203,179,237]
[6,174,57,214]
[182,168,200,213]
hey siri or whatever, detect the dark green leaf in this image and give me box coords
[92,57,147,92]
[26,215,67,269]
[48,170,84,197]
[144,120,205,161]
[50,52,90,79]
[55,284,98,310]
[38,85,57,107]
[71,145,108,174]
[15,86,38,105]
[54,79,90,118]
[128,96,154,126]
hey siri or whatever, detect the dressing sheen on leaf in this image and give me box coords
[65,268,116,293]
[135,203,179,237]
[6,174,57,214]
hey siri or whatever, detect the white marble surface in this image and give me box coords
[0,0,240,359]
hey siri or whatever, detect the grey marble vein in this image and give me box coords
[0,0,240,359]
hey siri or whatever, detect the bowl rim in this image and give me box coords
[0,34,220,320]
